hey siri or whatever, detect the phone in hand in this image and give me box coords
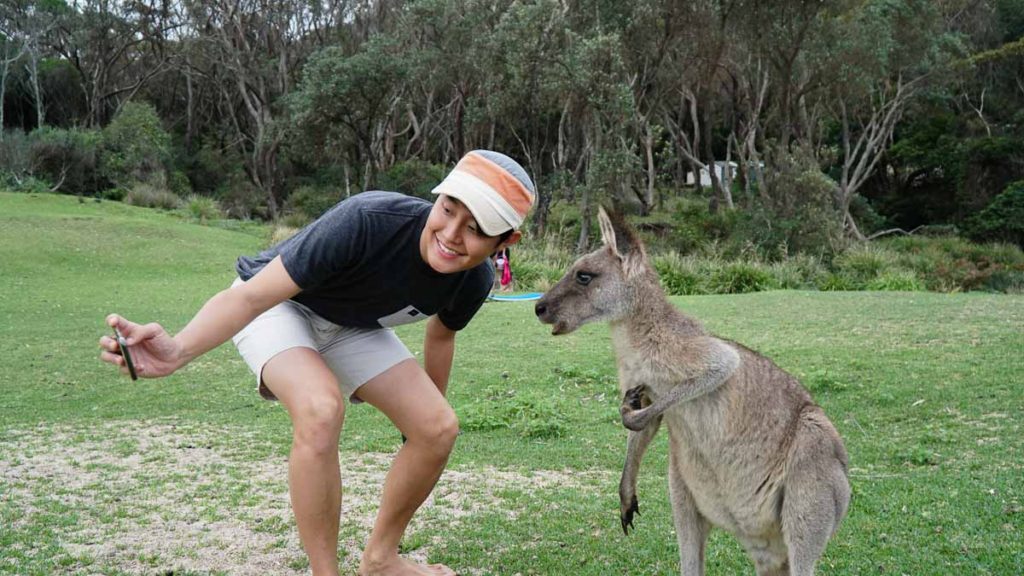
[114,327,138,381]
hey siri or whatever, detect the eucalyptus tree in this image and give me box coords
[0,0,65,128]
[396,0,497,162]
[44,0,175,128]
[290,36,408,193]
[0,22,27,139]
[476,0,570,234]
[824,0,954,239]
[181,0,333,219]
[616,0,685,213]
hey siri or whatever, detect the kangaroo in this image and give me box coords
[534,208,850,576]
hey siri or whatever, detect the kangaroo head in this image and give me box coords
[535,207,650,335]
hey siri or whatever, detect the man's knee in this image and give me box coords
[409,407,459,458]
[290,393,345,455]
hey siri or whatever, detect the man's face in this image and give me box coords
[419,195,519,274]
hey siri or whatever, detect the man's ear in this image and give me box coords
[498,230,523,250]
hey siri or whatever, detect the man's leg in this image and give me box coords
[354,358,459,576]
[262,347,346,576]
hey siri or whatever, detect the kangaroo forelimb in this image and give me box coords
[620,412,662,535]
[620,341,740,432]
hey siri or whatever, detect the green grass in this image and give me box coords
[1,191,1022,575]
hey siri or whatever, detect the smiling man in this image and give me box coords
[98,150,534,576]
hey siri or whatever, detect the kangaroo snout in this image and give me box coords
[534,296,572,335]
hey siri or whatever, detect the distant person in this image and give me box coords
[492,246,513,292]
[98,150,535,576]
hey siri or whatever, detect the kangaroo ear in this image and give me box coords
[598,206,635,259]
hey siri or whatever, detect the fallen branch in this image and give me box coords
[866,225,925,240]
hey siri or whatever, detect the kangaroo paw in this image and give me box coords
[623,385,648,410]
[620,494,640,535]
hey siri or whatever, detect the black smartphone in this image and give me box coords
[114,327,138,381]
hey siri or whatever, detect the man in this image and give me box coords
[99,150,535,576]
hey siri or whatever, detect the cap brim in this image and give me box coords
[432,183,515,236]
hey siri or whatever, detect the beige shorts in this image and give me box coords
[230,278,413,403]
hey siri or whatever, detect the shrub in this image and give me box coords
[666,197,747,257]
[285,185,342,220]
[185,195,223,222]
[770,254,829,289]
[653,252,708,295]
[0,130,33,178]
[124,184,180,210]
[831,244,899,289]
[28,127,102,195]
[1,173,51,194]
[376,159,447,200]
[879,235,1024,292]
[865,271,925,291]
[100,101,171,188]
[965,180,1024,246]
[100,187,128,201]
[751,145,845,255]
[168,170,193,197]
[268,225,299,246]
[708,262,778,293]
[508,240,575,292]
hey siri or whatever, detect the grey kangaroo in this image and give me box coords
[535,208,849,576]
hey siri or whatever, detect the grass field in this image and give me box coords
[1,191,1022,575]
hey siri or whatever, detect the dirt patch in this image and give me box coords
[0,420,609,575]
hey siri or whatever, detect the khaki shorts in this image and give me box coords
[230,278,413,403]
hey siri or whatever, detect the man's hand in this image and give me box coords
[98,314,184,379]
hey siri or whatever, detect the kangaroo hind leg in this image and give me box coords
[781,420,851,576]
[667,450,710,576]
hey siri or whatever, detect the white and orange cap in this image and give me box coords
[431,150,536,236]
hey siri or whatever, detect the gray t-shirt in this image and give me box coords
[236,191,493,331]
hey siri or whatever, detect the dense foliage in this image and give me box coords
[1,0,1023,261]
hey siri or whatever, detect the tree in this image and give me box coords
[825,0,953,239]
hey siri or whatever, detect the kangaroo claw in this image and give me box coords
[620,494,640,535]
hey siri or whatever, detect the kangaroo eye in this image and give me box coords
[575,271,594,286]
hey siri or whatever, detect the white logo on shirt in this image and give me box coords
[377,305,427,327]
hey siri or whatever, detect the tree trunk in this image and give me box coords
[642,121,655,215]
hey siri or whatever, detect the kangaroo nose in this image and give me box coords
[534,302,547,317]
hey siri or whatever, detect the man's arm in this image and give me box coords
[101,255,301,378]
[423,315,457,396]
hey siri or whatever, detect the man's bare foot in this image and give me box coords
[358,553,455,576]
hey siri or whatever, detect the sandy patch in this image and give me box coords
[0,421,609,575]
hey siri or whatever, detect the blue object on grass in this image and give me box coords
[488,292,543,302]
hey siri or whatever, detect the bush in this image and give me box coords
[376,159,447,200]
[285,185,342,220]
[965,180,1024,246]
[124,184,181,210]
[168,170,193,197]
[268,225,300,247]
[653,252,708,295]
[751,145,844,255]
[708,262,778,293]
[100,101,171,188]
[0,130,33,178]
[1,173,52,194]
[668,197,744,256]
[508,240,575,292]
[185,195,223,222]
[865,271,925,291]
[28,127,102,195]
[830,244,900,289]
[99,187,128,201]
[770,254,829,289]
